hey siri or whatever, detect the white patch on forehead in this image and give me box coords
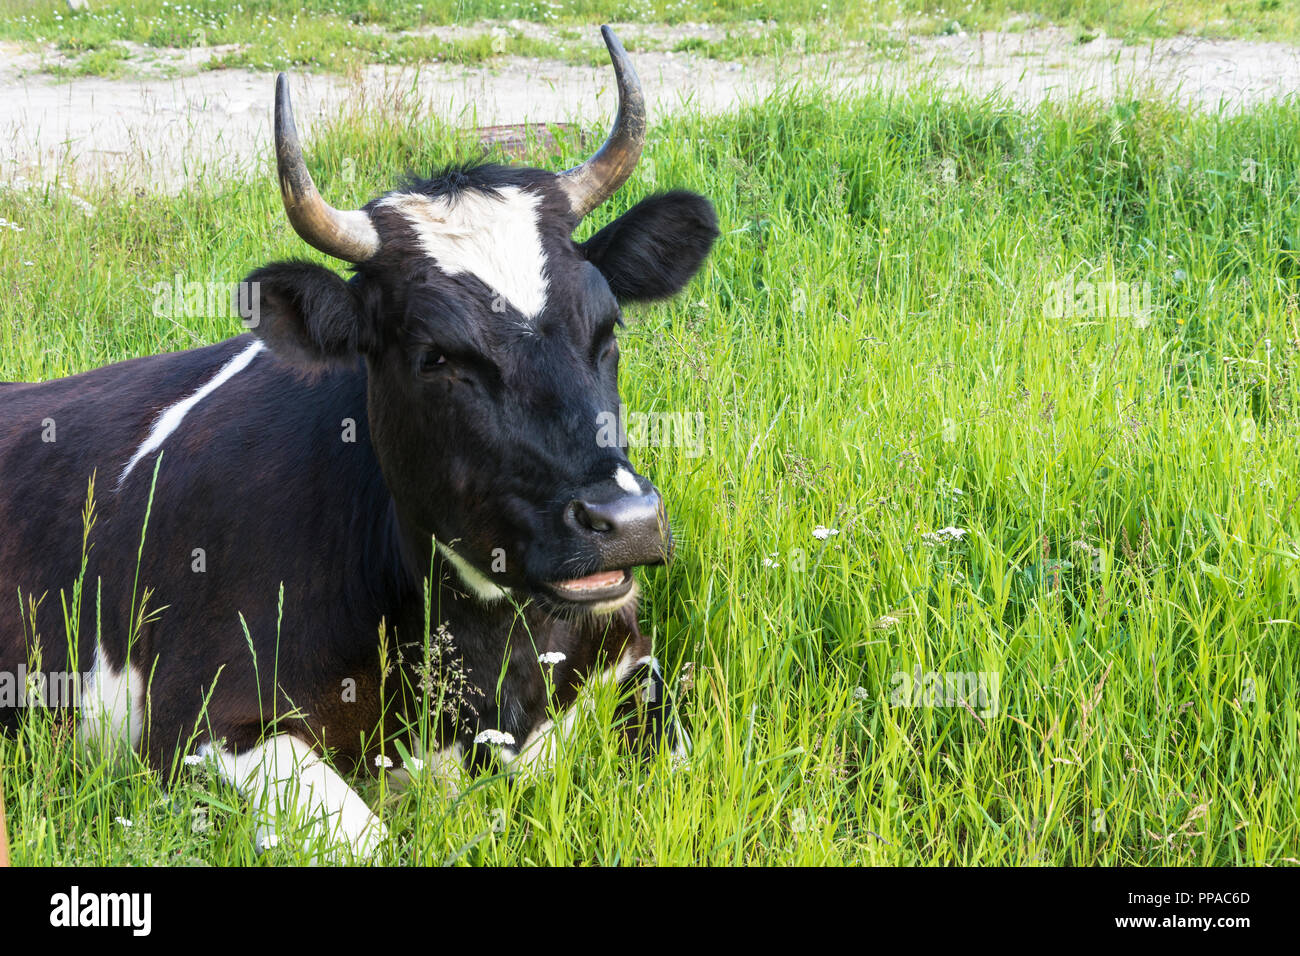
[614,467,640,494]
[379,186,550,320]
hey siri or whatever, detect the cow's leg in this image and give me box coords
[600,606,691,760]
[611,651,691,761]
[199,735,386,862]
[505,646,690,774]
[385,742,466,797]
[505,690,594,773]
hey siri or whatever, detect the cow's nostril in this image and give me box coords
[569,500,614,534]
[564,490,671,568]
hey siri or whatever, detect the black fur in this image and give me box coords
[581,191,720,302]
[245,261,367,367]
[0,162,713,790]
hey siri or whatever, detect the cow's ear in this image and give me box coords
[580,191,719,303]
[241,261,367,366]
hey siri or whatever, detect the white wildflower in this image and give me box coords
[183,753,204,766]
[474,729,515,747]
[115,816,133,828]
[1071,539,1103,572]
[852,686,870,700]
[922,526,967,546]
[374,754,394,769]
[936,478,964,498]
[762,552,780,568]
[812,525,839,540]
[537,651,566,666]
[404,756,425,773]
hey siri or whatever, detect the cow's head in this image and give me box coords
[245,27,717,614]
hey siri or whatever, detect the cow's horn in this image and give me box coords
[558,25,646,221]
[274,73,381,263]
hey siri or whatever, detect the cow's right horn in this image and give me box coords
[274,74,381,263]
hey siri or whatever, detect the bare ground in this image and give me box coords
[2,25,1298,192]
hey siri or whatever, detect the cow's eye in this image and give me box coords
[420,351,448,373]
[593,316,619,364]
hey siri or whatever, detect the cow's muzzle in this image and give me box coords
[545,476,672,605]
[565,487,672,568]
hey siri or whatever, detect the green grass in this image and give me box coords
[2,1,1299,78]
[44,40,132,76]
[2,81,1300,865]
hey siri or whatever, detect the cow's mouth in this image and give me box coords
[543,568,634,604]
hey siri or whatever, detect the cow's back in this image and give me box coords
[0,336,407,761]
[0,341,256,665]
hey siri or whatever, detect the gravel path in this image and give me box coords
[2,26,1298,191]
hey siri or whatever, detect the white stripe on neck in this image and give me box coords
[436,541,510,603]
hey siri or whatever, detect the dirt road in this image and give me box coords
[2,25,1298,191]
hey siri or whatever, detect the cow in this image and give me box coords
[0,26,719,860]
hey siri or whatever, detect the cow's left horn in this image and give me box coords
[274,73,381,263]
[558,25,646,221]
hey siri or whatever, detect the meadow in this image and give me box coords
[1,0,1299,77]
[2,6,1300,865]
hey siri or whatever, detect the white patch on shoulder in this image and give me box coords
[117,339,265,488]
[437,541,510,603]
[79,641,145,753]
[614,467,641,494]
[199,735,386,862]
[616,652,655,684]
[423,741,467,795]
[379,186,550,320]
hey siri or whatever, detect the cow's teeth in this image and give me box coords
[556,570,626,591]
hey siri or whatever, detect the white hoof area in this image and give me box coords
[205,735,388,864]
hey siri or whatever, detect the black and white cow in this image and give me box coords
[0,27,718,858]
